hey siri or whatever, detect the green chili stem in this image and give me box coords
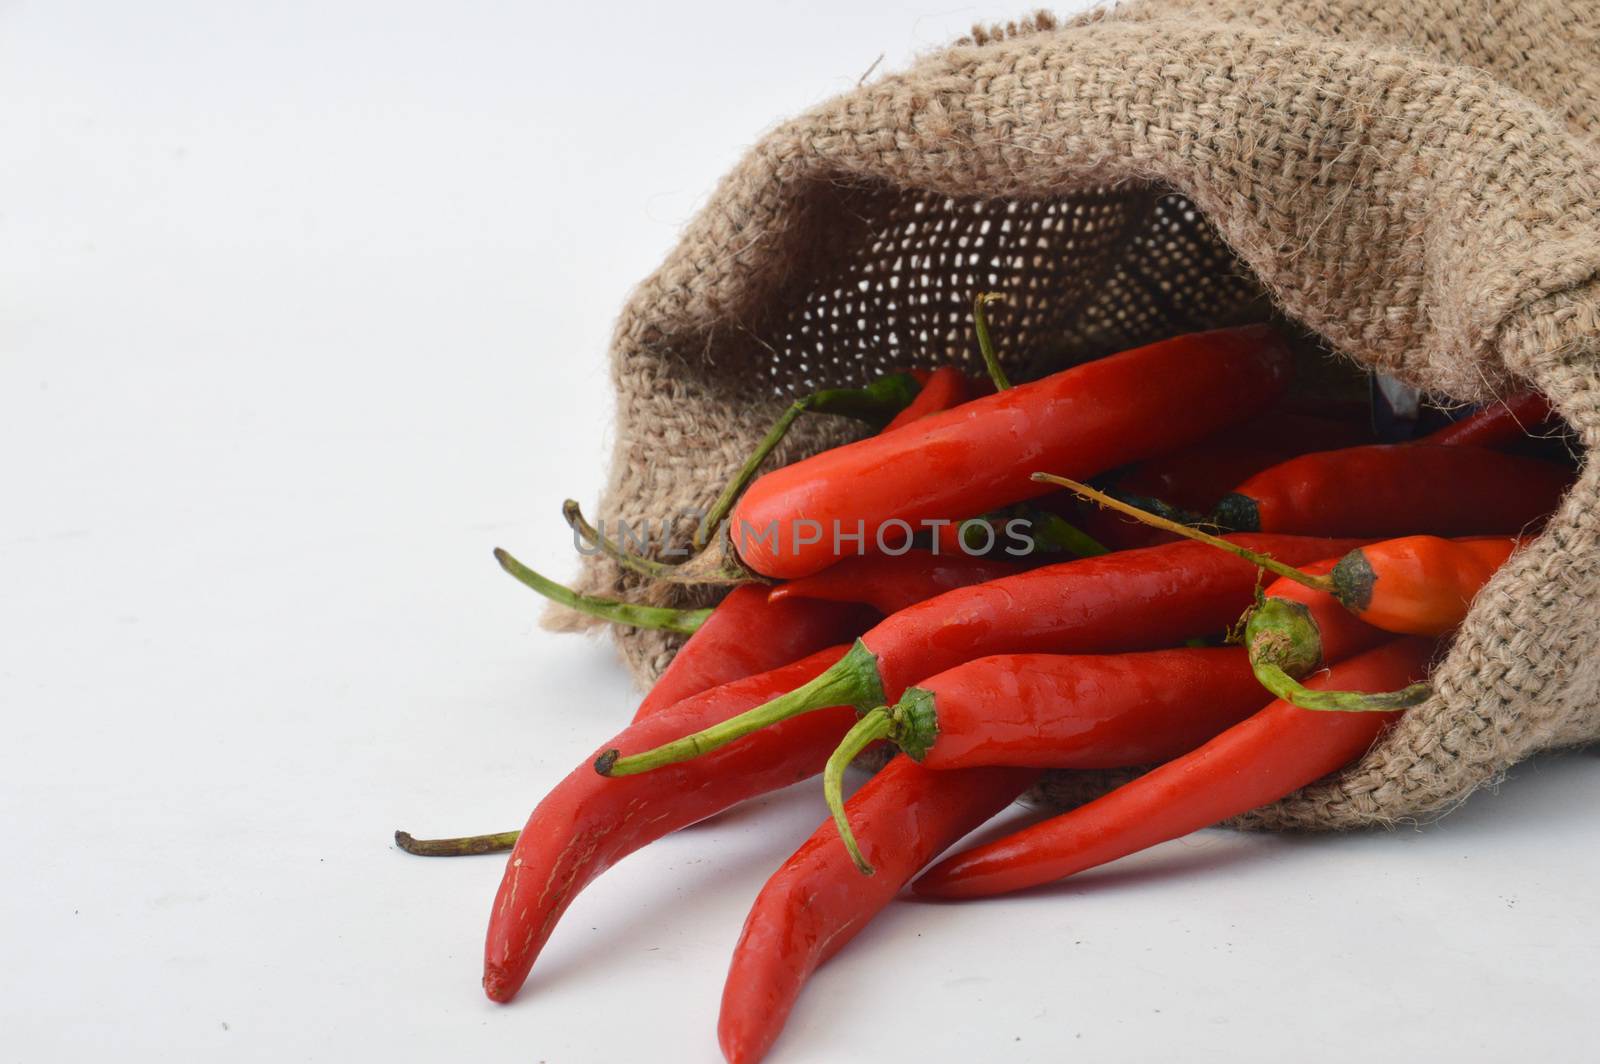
[1253,661,1432,713]
[1031,472,1337,595]
[563,500,753,586]
[563,499,683,579]
[824,708,895,876]
[693,372,923,550]
[394,829,520,857]
[694,400,810,551]
[493,548,711,634]
[595,639,884,776]
[974,292,1012,391]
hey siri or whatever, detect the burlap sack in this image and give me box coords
[551,1,1600,829]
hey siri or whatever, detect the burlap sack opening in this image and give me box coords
[550,2,1600,829]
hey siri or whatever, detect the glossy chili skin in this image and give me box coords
[913,638,1433,898]
[764,550,1027,617]
[908,647,1265,770]
[484,647,859,1003]
[1421,391,1552,448]
[1336,535,1517,637]
[908,559,1393,771]
[1214,445,1572,537]
[731,325,1294,579]
[862,534,1366,701]
[633,588,874,721]
[717,756,1039,1064]
[881,365,971,432]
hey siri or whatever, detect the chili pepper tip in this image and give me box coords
[594,749,620,776]
[482,965,516,1004]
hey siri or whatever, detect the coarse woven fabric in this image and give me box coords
[547,1,1600,829]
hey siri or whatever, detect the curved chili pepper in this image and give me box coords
[633,588,875,722]
[822,557,1394,870]
[597,534,1365,777]
[729,325,1294,579]
[1316,535,1517,637]
[913,637,1435,899]
[1238,560,1420,712]
[765,550,1027,616]
[482,647,860,1003]
[1044,475,1521,643]
[1421,390,1552,448]
[881,365,970,432]
[849,647,1269,773]
[1210,445,1570,537]
[718,756,1039,1064]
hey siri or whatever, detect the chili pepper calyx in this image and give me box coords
[1243,596,1429,712]
[1244,597,1324,677]
[891,687,941,762]
[1211,493,1261,533]
[597,639,885,777]
[1331,549,1377,612]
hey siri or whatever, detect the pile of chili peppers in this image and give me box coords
[398,304,1573,1063]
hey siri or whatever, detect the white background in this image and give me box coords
[4,3,1597,1061]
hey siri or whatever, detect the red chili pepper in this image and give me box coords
[913,637,1435,898]
[1317,535,1517,637]
[1421,390,1552,448]
[1244,534,1519,639]
[858,647,1270,772]
[634,587,875,721]
[764,549,1027,616]
[482,647,860,1004]
[1237,560,1417,712]
[596,534,1365,777]
[881,365,971,432]
[1044,476,1522,643]
[1211,445,1570,537]
[821,556,1394,871]
[718,756,1039,1064]
[729,325,1294,579]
